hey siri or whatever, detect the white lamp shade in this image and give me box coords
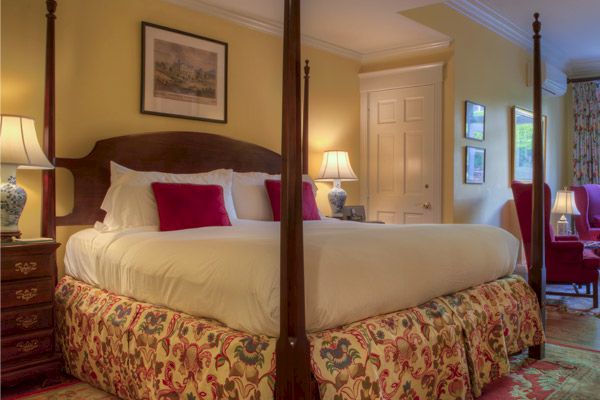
[551,189,580,216]
[0,115,53,169]
[316,151,357,181]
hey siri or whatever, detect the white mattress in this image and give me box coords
[65,219,518,336]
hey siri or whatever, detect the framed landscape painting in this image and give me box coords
[511,106,547,182]
[465,146,486,184]
[465,100,485,140]
[141,22,227,123]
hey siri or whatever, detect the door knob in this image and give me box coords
[422,202,432,210]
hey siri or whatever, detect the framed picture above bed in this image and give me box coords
[511,106,547,182]
[141,22,228,123]
[465,100,486,141]
[465,145,486,184]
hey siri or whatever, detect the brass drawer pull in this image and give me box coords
[15,288,38,302]
[16,340,40,353]
[16,314,39,329]
[14,261,38,275]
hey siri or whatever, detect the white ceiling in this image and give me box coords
[168,0,600,76]
[167,0,451,60]
[447,0,600,77]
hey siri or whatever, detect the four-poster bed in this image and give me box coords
[39,0,547,398]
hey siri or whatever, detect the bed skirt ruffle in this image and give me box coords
[55,275,544,399]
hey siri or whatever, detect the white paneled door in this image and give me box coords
[367,85,437,224]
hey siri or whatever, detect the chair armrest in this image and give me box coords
[551,240,584,262]
[556,235,579,241]
[552,240,584,251]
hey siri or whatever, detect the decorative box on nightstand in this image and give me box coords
[1,240,61,387]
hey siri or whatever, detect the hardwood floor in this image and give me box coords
[546,307,600,351]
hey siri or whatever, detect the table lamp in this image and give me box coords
[551,187,580,236]
[1,115,54,242]
[316,150,357,217]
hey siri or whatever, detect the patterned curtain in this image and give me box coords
[572,80,600,184]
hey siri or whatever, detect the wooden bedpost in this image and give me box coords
[302,59,310,175]
[529,12,546,360]
[42,0,57,239]
[276,0,313,398]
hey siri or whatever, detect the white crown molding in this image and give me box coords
[361,40,452,63]
[446,0,568,72]
[568,58,600,79]
[165,0,362,60]
[358,62,445,92]
[165,0,451,63]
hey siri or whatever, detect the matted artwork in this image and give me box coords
[141,22,227,123]
[511,106,547,182]
[342,205,366,222]
[465,101,486,141]
[465,146,486,184]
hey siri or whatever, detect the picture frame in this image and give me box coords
[511,106,547,183]
[342,205,366,222]
[465,146,486,184]
[141,22,228,123]
[465,100,486,141]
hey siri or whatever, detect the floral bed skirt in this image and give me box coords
[55,275,544,400]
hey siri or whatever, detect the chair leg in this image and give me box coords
[587,283,591,295]
[594,281,599,309]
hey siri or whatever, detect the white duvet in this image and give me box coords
[65,219,518,336]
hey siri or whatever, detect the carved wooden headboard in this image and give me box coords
[55,131,281,226]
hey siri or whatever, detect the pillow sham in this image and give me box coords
[110,161,133,184]
[151,183,231,231]
[264,179,321,221]
[101,168,236,230]
[232,172,318,220]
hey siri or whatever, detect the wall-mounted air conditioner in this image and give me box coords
[527,61,567,97]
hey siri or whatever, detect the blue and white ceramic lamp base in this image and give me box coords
[1,165,26,241]
[328,179,347,217]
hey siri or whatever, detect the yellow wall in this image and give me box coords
[1,0,361,272]
[2,1,572,270]
[365,4,568,235]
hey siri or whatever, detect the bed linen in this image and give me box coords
[65,220,519,336]
[55,274,544,400]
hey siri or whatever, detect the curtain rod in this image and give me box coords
[568,76,600,83]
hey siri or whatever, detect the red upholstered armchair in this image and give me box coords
[571,184,600,241]
[512,182,599,307]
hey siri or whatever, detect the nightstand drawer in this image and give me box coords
[1,329,54,364]
[1,278,54,309]
[1,304,53,335]
[1,253,52,281]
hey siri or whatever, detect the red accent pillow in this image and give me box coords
[264,179,321,221]
[591,215,600,228]
[151,183,231,231]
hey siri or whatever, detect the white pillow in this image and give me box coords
[100,166,237,230]
[232,172,318,220]
[109,161,133,184]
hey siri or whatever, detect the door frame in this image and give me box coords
[359,62,444,223]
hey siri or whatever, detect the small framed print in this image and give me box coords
[141,22,227,123]
[342,205,366,222]
[465,101,486,141]
[465,146,486,184]
[511,106,547,183]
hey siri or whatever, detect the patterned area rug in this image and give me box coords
[479,343,600,399]
[3,381,117,399]
[546,284,600,318]
[5,344,599,400]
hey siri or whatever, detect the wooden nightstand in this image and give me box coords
[328,216,385,224]
[1,240,62,387]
